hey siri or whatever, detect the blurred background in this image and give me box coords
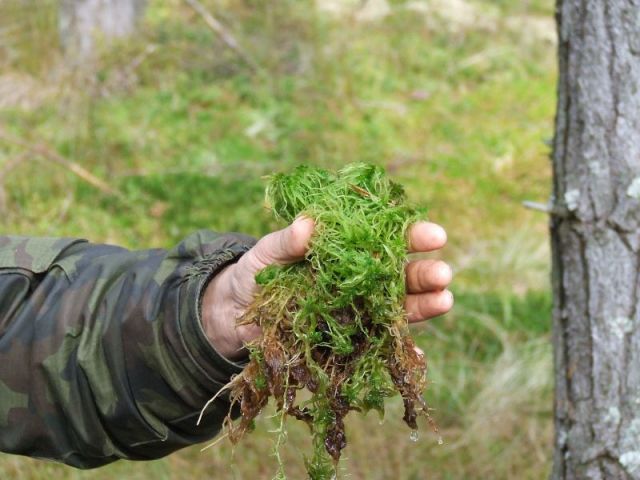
[0,0,555,478]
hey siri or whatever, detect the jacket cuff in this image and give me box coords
[177,239,255,387]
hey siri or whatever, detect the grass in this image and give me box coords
[0,0,556,478]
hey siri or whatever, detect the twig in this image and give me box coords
[0,128,123,199]
[522,200,551,213]
[522,200,569,218]
[184,0,260,72]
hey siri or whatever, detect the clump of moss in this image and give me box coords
[221,163,433,479]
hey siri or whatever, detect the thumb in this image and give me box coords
[244,216,315,273]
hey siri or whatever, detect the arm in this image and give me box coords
[0,231,255,468]
[0,219,451,469]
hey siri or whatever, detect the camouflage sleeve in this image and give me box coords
[0,231,257,468]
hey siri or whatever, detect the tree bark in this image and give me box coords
[59,0,146,59]
[551,1,640,479]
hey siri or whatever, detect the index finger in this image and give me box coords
[408,222,447,253]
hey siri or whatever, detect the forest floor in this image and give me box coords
[0,0,556,478]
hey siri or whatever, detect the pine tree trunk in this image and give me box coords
[551,1,640,479]
[59,0,146,59]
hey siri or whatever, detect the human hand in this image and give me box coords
[202,218,453,360]
[202,217,315,360]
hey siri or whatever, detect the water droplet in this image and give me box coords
[409,430,419,442]
[437,436,444,445]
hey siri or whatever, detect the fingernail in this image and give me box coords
[436,261,453,284]
[432,224,447,243]
[444,290,454,308]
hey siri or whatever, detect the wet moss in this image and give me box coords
[223,163,433,479]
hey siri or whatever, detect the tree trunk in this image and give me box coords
[59,0,146,59]
[551,1,640,479]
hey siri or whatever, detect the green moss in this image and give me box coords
[223,163,431,479]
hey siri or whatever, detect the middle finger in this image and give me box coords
[405,259,452,294]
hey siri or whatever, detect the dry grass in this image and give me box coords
[455,339,553,479]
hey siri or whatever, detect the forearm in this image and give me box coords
[0,232,255,468]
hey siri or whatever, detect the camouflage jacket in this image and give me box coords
[0,231,256,468]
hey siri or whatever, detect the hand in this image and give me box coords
[202,217,315,360]
[202,218,453,360]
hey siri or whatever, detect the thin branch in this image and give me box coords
[522,200,552,213]
[0,128,123,199]
[184,0,260,72]
[522,200,570,218]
